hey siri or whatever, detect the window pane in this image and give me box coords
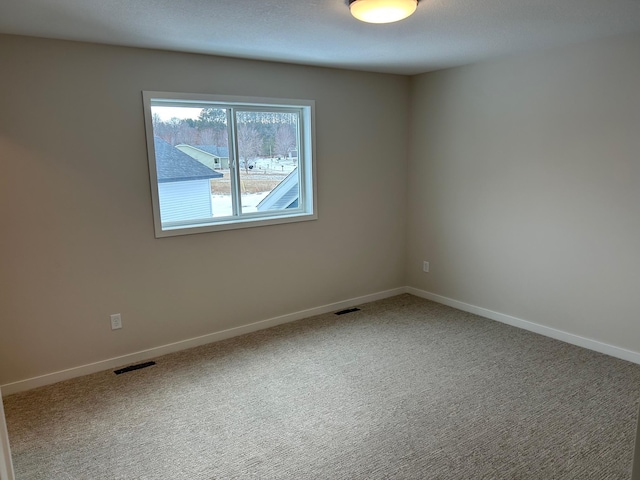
[150,104,232,222]
[235,111,300,214]
[143,92,315,237]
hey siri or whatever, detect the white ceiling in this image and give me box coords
[1,0,640,75]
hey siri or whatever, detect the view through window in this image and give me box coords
[143,93,315,237]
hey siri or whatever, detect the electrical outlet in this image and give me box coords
[423,261,430,273]
[110,313,122,330]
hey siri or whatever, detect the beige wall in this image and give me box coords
[407,33,640,352]
[2,30,639,387]
[0,35,409,384]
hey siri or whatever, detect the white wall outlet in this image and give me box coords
[110,313,122,330]
[423,261,430,273]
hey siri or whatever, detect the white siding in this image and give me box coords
[175,144,230,170]
[158,180,212,224]
[257,169,299,211]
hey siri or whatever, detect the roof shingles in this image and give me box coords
[192,145,229,158]
[154,137,223,183]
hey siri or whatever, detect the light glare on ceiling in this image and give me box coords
[349,0,418,24]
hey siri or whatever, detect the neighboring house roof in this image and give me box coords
[191,145,230,158]
[257,169,299,211]
[154,137,223,183]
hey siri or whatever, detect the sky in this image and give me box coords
[152,106,203,121]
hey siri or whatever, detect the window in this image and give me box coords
[142,92,316,237]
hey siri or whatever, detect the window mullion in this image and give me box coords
[295,111,305,211]
[227,107,242,217]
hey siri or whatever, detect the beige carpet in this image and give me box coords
[4,294,640,479]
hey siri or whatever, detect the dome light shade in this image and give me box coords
[349,0,418,24]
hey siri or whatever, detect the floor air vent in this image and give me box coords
[114,361,156,375]
[335,307,361,315]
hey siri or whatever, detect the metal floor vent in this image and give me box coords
[114,361,156,375]
[335,307,361,315]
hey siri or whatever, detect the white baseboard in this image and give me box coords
[406,287,640,365]
[4,286,639,397]
[0,287,405,397]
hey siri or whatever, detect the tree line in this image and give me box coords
[152,109,298,162]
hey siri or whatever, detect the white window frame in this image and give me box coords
[142,91,317,238]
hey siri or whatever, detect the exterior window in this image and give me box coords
[142,92,316,237]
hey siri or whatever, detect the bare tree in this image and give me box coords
[274,124,297,161]
[152,113,162,132]
[159,118,181,145]
[237,125,261,174]
[213,128,229,148]
[198,108,227,126]
[175,124,199,145]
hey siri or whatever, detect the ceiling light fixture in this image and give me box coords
[349,0,418,24]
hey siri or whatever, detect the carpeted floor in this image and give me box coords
[4,294,640,479]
